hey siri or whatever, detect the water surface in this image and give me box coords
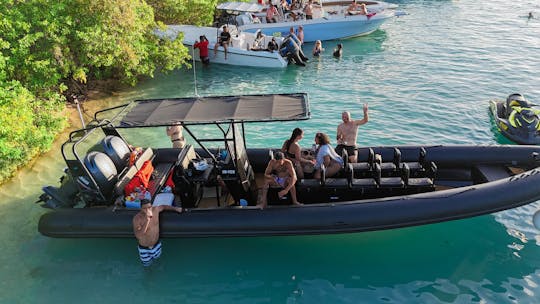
[2,0,540,303]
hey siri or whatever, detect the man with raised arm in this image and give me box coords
[335,103,369,163]
[133,200,183,266]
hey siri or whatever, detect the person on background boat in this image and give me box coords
[194,35,209,65]
[333,43,343,58]
[214,25,231,60]
[259,151,301,208]
[133,200,183,266]
[313,132,344,179]
[348,0,368,15]
[251,30,266,51]
[267,37,279,52]
[266,2,279,23]
[312,40,324,57]
[282,128,316,179]
[303,0,314,19]
[166,122,186,148]
[336,103,369,163]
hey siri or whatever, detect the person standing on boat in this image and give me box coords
[336,103,369,163]
[133,200,183,267]
[313,132,344,179]
[194,35,209,65]
[266,2,279,23]
[303,0,314,19]
[166,122,186,148]
[259,151,301,208]
[214,25,231,60]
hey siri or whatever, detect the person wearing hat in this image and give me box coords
[133,200,183,266]
[214,25,231,59]
[258,151,301,208]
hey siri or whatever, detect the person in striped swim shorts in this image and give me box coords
[133,200,183,266]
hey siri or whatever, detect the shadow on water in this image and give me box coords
[17,214,540,303]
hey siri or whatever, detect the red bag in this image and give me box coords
[124,161,154,196]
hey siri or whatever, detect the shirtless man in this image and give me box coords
[166,122,185,148]
[133,200,183,266]
[347,0,368,15]
[336,103,369,163]
[258,151,300,208]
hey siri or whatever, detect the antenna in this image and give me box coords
[192,45,199,97]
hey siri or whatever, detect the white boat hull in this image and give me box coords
[159,25,288,68]
[240,11,394,42]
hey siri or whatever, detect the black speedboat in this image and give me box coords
[490,93,540,144]
[37,93,540,238]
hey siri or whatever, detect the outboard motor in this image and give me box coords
[101,135,131,173]
[83,151,118,198]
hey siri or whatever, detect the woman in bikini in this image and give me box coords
[281,128,315,179]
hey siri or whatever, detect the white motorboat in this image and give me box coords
[158,25,288,68]
[217,1,399,42]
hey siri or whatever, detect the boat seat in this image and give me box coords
[113,148,154,196]
[84,151,118,200]
[351,147,375,178]
[374,163,404,188]
[403,147,427,177]
[376,148,401,177]
[101,135,131,173]
[402,162,437,192]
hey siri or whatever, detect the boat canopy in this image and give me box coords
[115,93,310,127]
[216,2,264,13]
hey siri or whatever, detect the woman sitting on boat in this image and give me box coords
[250,30,266,51]
[282,128,316,179]
[313,132,344,179]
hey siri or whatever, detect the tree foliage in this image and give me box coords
[147,0,250,26]
[0,0,194,183]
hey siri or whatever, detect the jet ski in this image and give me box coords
[489,93,540,144]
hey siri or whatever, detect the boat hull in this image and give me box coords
[159,25,288,68]
[38,145,540,238]
[240,12,393,42]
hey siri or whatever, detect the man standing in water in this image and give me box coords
[335,103,369,163]
[133,200,183,266]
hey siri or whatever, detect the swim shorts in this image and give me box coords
[138,241,162,267]
[274,176,287,187]
[335,144,357,158]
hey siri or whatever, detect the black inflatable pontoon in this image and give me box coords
[37,94,540,238]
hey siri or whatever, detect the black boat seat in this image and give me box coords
[403,147,427,177]
[374,163,404,188]
[402,162,436,192]
[321,163,352,189]
[350,148,375,178]
[376,148,401,177]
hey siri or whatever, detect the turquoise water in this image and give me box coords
[2,0,540,302]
